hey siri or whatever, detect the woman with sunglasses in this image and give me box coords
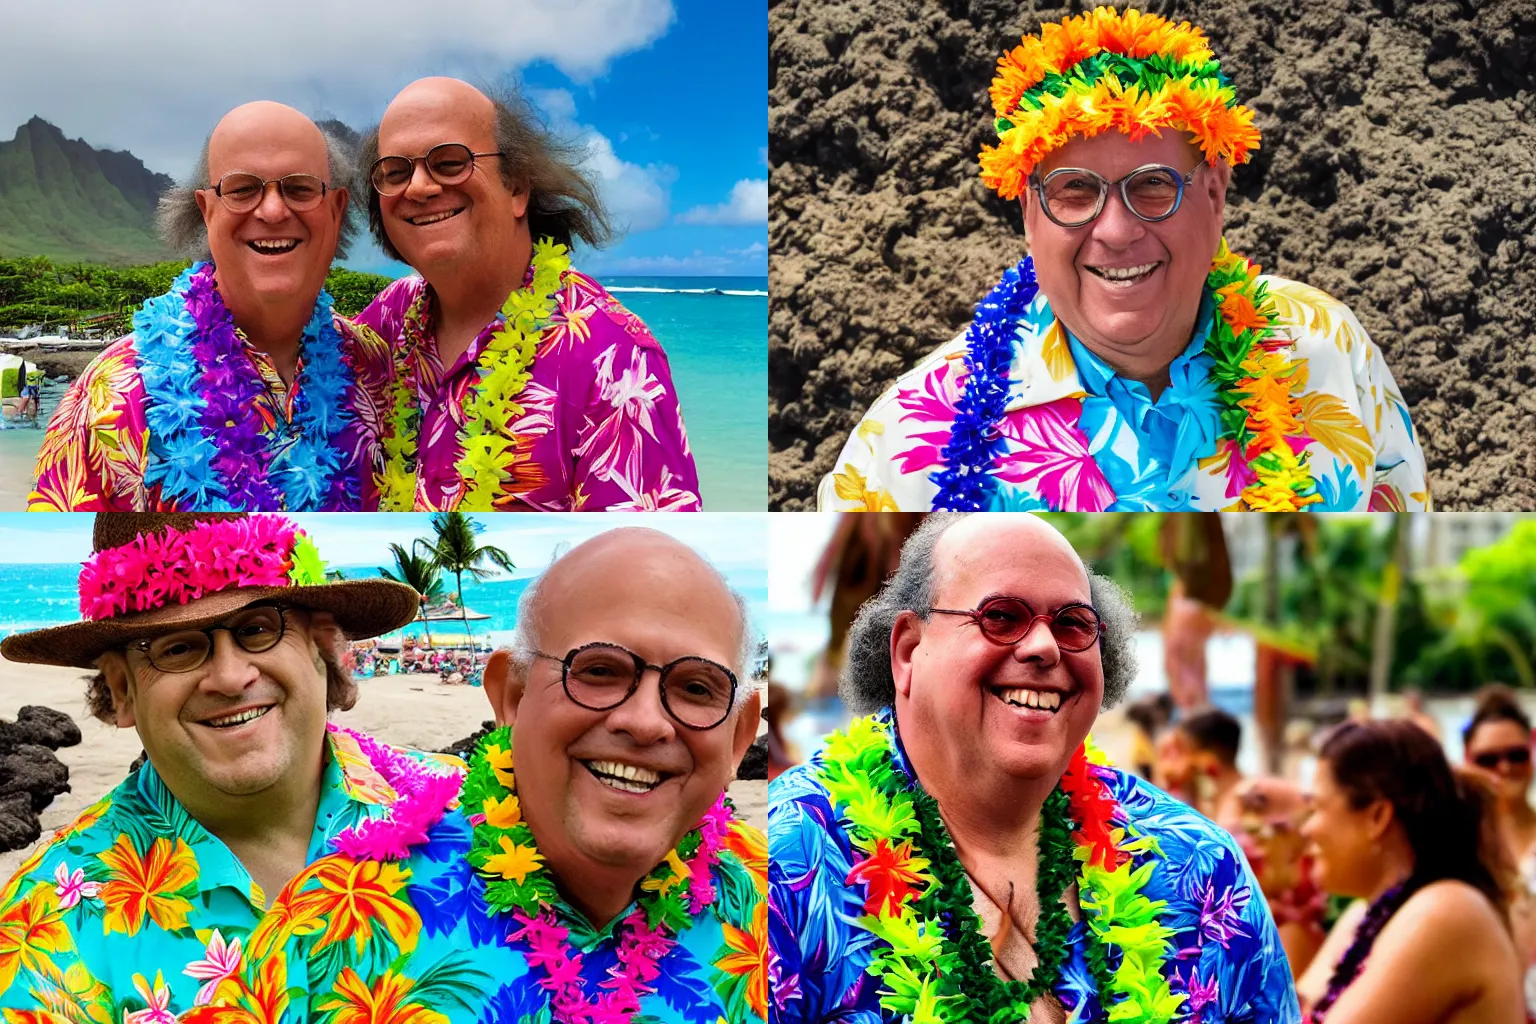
[1299,719,1523,1023]
[1464,685,1536,1017]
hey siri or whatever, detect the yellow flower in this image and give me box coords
[483,837,544,885]
[481,794,521,829]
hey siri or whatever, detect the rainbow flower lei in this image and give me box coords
[135,262,361,511]
[980,7,1261,199]
[815,713,1184,1024]
[933,240,1319,511]
[377,239,572,511]
[462,725,738,1023]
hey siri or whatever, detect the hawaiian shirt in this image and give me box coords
[346,266,702,511]
[458,814,769,1023]
[0,729,486,1024]
[27,325,374,512]
[768,711,1303,1024]
[818,274,1429,512]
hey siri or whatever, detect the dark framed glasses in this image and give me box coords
[206,172,329,214]
[1029,161,1203,228]
[129,605,291,674]
[533,642,739,731]
[1472,746,1532,770]
[929,596,1103,652]
[370,143,504,196]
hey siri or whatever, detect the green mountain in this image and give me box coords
[0,117,176,265]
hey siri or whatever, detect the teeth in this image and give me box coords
[1092,262,1158,281]
[409,209,459,225]
[586,760,662,789]
[204,706,271,728]
[997,688,1063,712]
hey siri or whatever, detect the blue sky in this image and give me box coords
[0,0,766,277]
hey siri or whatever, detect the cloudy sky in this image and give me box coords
[2,0,766,277]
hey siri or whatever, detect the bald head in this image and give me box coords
[207,102,332,184]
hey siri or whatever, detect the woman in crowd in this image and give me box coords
[1300,718,1523,1023]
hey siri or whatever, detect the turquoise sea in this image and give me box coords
[0,274,766,511]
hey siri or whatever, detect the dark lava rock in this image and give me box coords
[0,743,70,814]
[440,721,498,761]
[769,0,1536,510]
[0,792,41,853]
[738,735,770,781]
[10,706,82,750]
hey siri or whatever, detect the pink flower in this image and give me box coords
[53,861,100,909]
[183,929,243,1005]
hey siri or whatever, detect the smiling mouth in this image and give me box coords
[200,706,273,729]
[1086,261,1161,284]
[992,687,1065,714]
[406,208,464,226]
[582,759,670,794]
[248,239,300,255]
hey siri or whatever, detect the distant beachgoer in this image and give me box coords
[817,8,1428,512]
[1300,719,1523,1023]
[346,77,700,511]
[29,103,372,512]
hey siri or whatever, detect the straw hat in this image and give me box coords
[2,513,421,668]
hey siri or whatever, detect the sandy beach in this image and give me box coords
[0,658,767,882]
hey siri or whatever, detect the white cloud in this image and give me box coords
[0,0,674,174]
[676,179,767,225]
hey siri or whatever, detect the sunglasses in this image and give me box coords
[1472,746,1532,770]
[928,596,1103,652]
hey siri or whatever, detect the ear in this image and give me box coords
[731,688,763,770]
[890,611,924,700]
[99,652,137,729]
[483,649,527,726]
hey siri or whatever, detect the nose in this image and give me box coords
[199,630,259,697]
[602,668,676,746]
[1087,185,1148,249]
[254,181,291,223]
[403,159,442,203]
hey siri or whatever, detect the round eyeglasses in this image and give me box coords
[206,172,329,214]
[1029,161,1203,229]
[370,143,504,196]
[533,642,739,731]
[129,605,291,674]
[928,597,1103,652]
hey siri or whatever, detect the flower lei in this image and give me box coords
[980,7,1261,199]
[377,239,572,511]
[462,726,737,1022]
[815,714,1183,1024]
[327,724,465,861]
[135,262,361,511]
[77,516,327,620]
[933,240,1319,511]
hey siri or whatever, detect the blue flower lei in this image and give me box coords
[930,256,1039,511]
[135,262,362,511]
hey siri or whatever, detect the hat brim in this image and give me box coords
[0,579,424,669]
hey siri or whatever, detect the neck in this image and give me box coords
[424,232,534,366]
[216,270,316,385]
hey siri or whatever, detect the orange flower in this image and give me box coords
[316,968,448,1024]
[0,887,71,994]
[297,857,421,957]
[716,900,767,1020]
[97,835,197,937]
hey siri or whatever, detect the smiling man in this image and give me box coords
[769,513,1300,1023]
[30,103,372,512]
[819,8,1429,513]
[0,513,497,1021]
[348,78,702,512]
[462,527,767,1021]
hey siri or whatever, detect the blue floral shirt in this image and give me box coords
[768,712,1302,1024]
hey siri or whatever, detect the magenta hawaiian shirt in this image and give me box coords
[345,267,702,511]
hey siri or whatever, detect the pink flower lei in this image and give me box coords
[327,723,464,861]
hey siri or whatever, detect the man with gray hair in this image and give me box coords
[768,513,1300,1023]
[347,78,701,512]
[463,526,768,1020]
[30,101,370,512]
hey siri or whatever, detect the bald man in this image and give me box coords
[347,78,703,512]
[30,102,371,512]
[769,512,1302,1023]
[452,528,765,1020]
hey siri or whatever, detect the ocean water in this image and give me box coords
[0,274,766,511]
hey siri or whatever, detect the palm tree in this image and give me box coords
[419,512,516,647]
[379,541,445,648]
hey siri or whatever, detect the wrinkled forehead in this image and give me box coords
[930,518,1090,609]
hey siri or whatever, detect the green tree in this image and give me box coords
[379,542,445,648]
[418,513,515,646]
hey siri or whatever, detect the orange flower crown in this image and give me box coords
[980,6,1262,200]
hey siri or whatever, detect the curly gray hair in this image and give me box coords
[839,512,1139,715]
[156,129,360,260]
